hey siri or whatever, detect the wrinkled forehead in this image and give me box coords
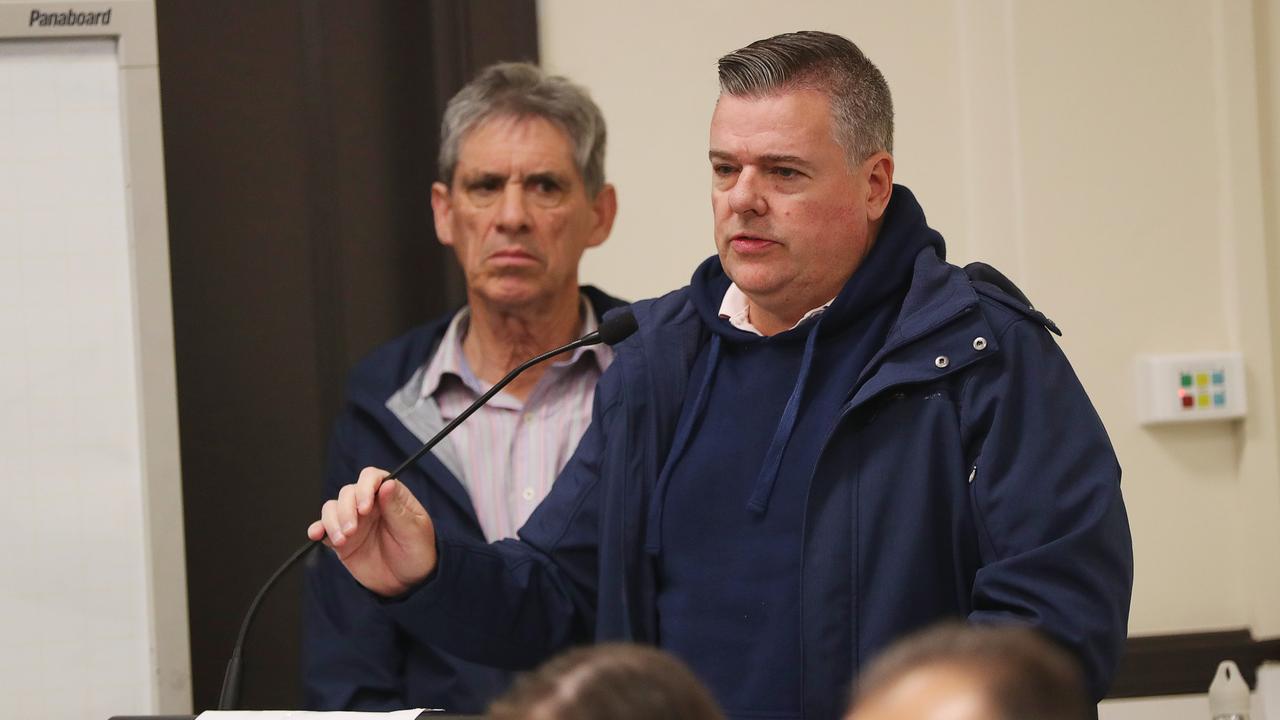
[455,113,580,175]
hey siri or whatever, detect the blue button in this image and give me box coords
[1214,392,1226,407]
[1212,370,1225,385]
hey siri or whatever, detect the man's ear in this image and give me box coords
[430,181,454,246]
[585,183,618,249]
[864,152,894,222]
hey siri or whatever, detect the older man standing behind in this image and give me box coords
[302,62,624,713]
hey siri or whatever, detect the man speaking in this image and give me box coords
[308,32,1133,720]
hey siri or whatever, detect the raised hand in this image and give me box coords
[307,467,438,597]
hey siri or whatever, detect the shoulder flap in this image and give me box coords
[963,261,1062,336]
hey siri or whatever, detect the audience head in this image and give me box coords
[847,624,1090,720]
[486,643,725,720]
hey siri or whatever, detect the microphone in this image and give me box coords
[217,308,638,710]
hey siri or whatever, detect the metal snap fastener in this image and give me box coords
[972,337,988,351]
[935,355,949,369]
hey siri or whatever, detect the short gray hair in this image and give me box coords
[438,62,608,197]
[717,31,893,163]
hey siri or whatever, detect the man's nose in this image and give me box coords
[726,168,768,216]
[495,182,532,233]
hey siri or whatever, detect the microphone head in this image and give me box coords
[597,308,638,346]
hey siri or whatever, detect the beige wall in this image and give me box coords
[540,0,1280,638]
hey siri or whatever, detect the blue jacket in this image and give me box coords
[384,187,1134,719]
[302,287,627,713]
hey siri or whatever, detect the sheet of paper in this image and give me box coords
[198,710,436,720]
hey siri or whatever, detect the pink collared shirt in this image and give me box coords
[718,283,834,335]
[401,296,612,542]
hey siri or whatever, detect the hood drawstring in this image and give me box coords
[645,335,722,555]
[747,319,820,515]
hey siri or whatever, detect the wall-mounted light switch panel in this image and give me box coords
[1136,353,1246,425]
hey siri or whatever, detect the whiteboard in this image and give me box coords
[0,38,154,718]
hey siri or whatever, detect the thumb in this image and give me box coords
[378,479,432,532]
[376,478,438,586]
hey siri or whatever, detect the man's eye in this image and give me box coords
[467,179,502,194]
[771,167,800,178]
[532,178,562,194]
[713,164,737,176]
[526,177,567,207]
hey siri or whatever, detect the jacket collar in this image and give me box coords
[849,248,999,409]
[342,286,627,521]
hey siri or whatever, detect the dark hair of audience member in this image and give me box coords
[849,624,1091,720]
[486,643,725,720]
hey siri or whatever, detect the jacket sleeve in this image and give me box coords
[959,313,1134,701]
[302,408,408,710]
[378,378,622,670]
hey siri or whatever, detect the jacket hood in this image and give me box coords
[645,186,949,533]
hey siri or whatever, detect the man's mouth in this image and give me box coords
[489,248,539,264]
[729,234,778,253]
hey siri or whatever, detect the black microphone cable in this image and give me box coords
[217,308,637,710]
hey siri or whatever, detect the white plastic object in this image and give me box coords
[1208,660,1250,719]
[1135,353,1246,425]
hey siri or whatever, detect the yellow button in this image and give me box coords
[1198,393,1211,408]
[1196,373,1210,387]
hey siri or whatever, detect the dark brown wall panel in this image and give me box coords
[156,0,536,710]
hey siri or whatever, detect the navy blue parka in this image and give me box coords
[381,186,1134,719]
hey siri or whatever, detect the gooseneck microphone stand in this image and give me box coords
[217,309,638,710]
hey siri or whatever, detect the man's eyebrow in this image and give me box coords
[525,170,571,184]
[708,150,815,169]
[759,153,815,169]
[459,171,506,185]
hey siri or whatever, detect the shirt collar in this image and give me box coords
[420,293,611,401]
[718,283,834,336]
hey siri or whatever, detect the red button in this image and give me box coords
[1181,393,1195,408]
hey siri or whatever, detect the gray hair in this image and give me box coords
[438,62,607,197]
[717,31,893,164]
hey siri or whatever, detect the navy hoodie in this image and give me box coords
[384,186,1133,720]
[654,215,940,717]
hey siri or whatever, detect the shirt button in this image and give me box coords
[522,487,535,501]
[935,355,950,369]
[972,337,988,351]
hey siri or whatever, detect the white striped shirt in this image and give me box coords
[391,296,611,542]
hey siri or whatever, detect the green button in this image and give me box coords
[1180,373,1193,388]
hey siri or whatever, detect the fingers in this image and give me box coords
[311,467,392,546]
[355,466,389,515]
[335,485,359,537]
[319,498,345,545]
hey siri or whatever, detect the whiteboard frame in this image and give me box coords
[0,1,189,713]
